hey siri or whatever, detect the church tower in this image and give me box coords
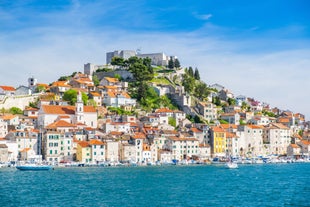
[75,91,85,124]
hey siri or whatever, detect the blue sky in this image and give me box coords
[0,0,309,118]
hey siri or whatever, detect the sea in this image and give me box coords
[0,163,309,207]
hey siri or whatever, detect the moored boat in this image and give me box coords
[16,164,53,171]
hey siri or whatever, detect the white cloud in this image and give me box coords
[194,13,213,20]
[0,2,309,119]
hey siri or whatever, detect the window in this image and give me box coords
[94,152,96,155]
[55,150,57,154]
[49,150,52,154]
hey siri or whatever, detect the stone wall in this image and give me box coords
[0,94,39,110]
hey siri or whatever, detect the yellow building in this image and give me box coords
[76,141,91,163]
[210,126,226,157]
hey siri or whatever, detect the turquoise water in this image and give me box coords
[0,163,309,207]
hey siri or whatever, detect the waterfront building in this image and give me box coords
[189,127,204,143]
[0,117,8,137]
[0,144,8,162]
[16,129,39,156]
[76,141,91,163]
[89,139,106,163]
[297,140,310,157]
[129,132,146,163]
[287,144,301,157]
[45,131,62,163]
[226,132,240,157]
[237,125,264,157]
[105,141,119,162]
[166,136,199,161]
[209,126,226,157]
[142,143,152,164]
[263,123,291,155]
[198,143,211,160]
[120,143,136,162]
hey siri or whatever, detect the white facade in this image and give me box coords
[106,141,119,162]
[0,118,8,137]
[103,122,131,133]
[263,123,291,155]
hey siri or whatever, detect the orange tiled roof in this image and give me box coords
[24,107,39,111]
[90,92,101,97]
[110,131,123,136]
[78,141,90,148]
[42,105,96,114]
[51,81,70,87]
[104,85,118,89]
[247,125,264,129]
[132,132,146,139]
[199,143,210,147]
[211,126,225,132]
[2,114,17,120]
[290,144,299,148]
[226,132,239,138]
[155,108,174,113]
[0,86,15,91]
[46,120,76,128]
[269,123,289,130]
[104,77,119,83]
[278,117,290,123]
[20,148,31,152]
[89,139,104,145]
[300,140,310,145]
[220,124,238,129]
[190,127,202,133]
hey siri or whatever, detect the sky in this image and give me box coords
[0,0,309,118]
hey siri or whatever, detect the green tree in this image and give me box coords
[168,117,176,127]
[212,96,221,106]
[182,74,195,94]
[174,58,180,68]
[194,82,210,100]
[63,89,78,105]
[35,85,46,93]
[92,75,100,86]
[194,68,200,80]
[128,62,153,82]
[9,107,23,114]
[188,67,194,77]
[227,98,236,106]
[168,56,175,69]
[127,56,140,65]
[111,56,125,67]
[1,107,6,115]
[58,76,69,81]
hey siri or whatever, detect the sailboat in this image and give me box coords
[225,156,238,169]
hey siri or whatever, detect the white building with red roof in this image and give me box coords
[38,92,97,128]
